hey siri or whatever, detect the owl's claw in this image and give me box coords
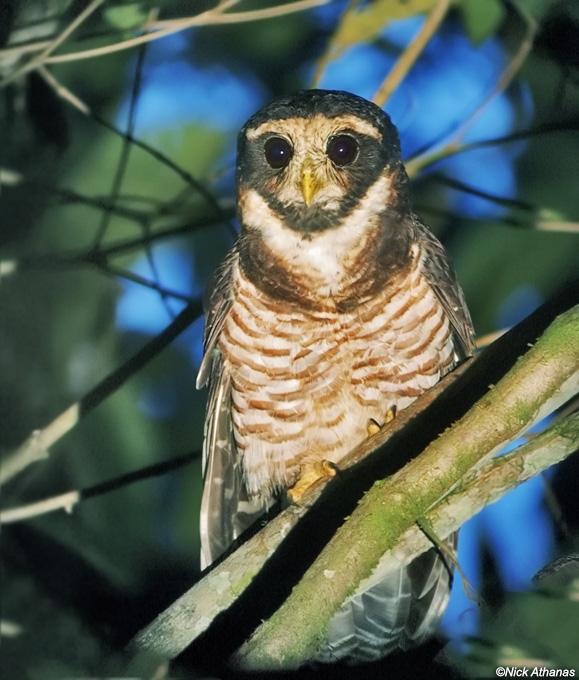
[366,406,397,436]
[287,460,338,503]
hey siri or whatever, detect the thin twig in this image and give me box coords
[1,301,202,486]
[100,263,194,302]
[0,212,232,281]
[1,173,152,222]
[0,406,80,486]
[93,43,146,247]
[372,0,452,108]
[0,620,23,638]
[1,451,199,524]
[428,173,536,212]
[88,38,176,319]
[1,491,81,523]
[312,0,361,86]
[414,202,579,234]
[3,249,195,302]
[37,66,234,232]
[405,0,537,176]
[0,0,105,87]
[21,0,327,66]
[405,118,579,176]
[416,517,481,605]
[537,220,579,234]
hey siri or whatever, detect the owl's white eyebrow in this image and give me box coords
[246,114,382,141]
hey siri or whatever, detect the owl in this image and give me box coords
[197,89,474,662]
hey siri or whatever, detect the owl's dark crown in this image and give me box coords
[239,89,402,159]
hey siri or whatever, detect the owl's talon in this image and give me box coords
[367,407,397,436]
[287,460,337,503]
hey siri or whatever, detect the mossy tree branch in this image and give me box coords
[129,295,578,672]
[235,305,578,670]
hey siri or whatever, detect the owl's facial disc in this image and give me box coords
[238,113,396,233]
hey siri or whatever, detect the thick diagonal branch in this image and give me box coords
[130,295,578,669]
[234,305,578,670]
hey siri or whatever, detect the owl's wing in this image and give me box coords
[414,216,476,359]
[197,245,265,569]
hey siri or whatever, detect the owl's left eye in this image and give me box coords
[264,137,293,169]
[326,135,358,166]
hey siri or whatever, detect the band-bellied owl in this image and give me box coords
[197,89,474,662]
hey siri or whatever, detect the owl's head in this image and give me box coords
[236,90,409,235]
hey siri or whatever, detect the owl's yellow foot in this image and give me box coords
[366,406,397,436]
[287,460,338,503]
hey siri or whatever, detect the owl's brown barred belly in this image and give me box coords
[219,253,456,501]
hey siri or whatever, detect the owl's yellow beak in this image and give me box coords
[301,162,321,206]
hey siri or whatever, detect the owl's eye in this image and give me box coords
[264,137,293,169]
[327,135,358,166]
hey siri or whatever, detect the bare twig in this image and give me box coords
[428,173,536,212]
[1,451,199,524]
[1,172,154,222]
[0,302,202,486]
[372,0,452,108]
[0,0,105,87]
[93,42,146,247]
[0,620,23,638]
[37,66,234,232]
[1,490,81,523]
[0,212,233,281]
[405,0,537,177]
[537,220,579,234]
[3,0,328,68]
[0,405,80,486]
[405,118,579,177]
[150,0,325,28]
[2,251,195,302]
[97,263,194,302]
[415,203,579,234]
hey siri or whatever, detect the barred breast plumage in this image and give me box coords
[219,241,456,502]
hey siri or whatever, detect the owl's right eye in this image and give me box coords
[264,137,293,169]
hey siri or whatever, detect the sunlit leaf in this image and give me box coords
[314,0,437,82]
[458,0,506,45]
[103,2,148,30]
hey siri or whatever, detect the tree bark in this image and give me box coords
[130,296,579,672]
[235,304,579,669]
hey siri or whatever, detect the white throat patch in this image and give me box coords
[240,173,393,296]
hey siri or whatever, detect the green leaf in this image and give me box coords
[103,3,148,30]
[458,0,506,45]
[315,0,438,83]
